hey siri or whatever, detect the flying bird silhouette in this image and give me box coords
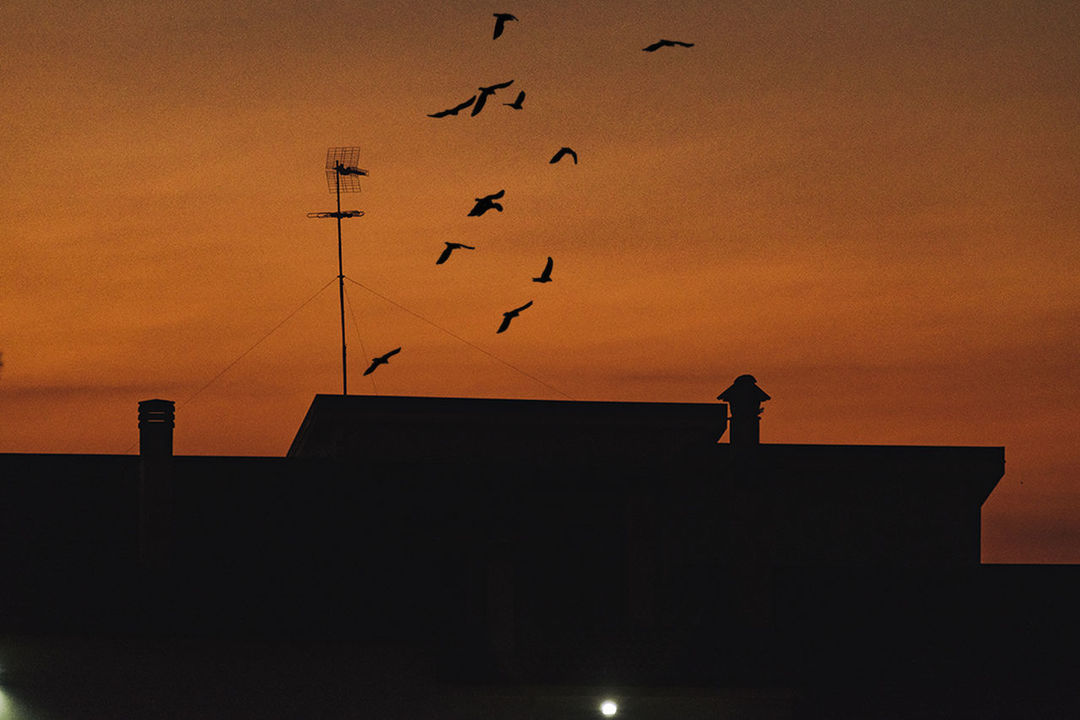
[468,189,505,216]
[363,347,401,376]
[503,91,526,109]
[427,95,477,118]
[472,79,514,116]
[532,257,553,283]
[549,147,578,164]
[436,242,476,264]
[497,301,533,333]
[642,39,695,52]
[492,13,517,39]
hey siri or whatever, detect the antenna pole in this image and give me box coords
[308,148,367,397]
[336,173,347,395]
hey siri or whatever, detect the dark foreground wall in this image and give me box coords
[2,446,1075,692]
[0,453,138,632]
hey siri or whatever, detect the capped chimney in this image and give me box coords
[718,375,770,446]
[138,399,175,570]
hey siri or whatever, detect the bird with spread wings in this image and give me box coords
[436,242,476,265]
[549,147,578,164]
[532,257,554,283]
[471,79,514,116]
[642,39,694,52]
[492,13,517,40]
[363,348,401,376]
[468,189,505,216]
[503,91,526,110]
[497,301,533,333]
[427,95,477,118]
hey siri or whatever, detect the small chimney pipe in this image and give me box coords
[138,399,175,570]
[718,375,770,446]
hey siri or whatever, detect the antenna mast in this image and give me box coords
[307,147,367,395]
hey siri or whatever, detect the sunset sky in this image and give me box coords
[2,0,1078,562]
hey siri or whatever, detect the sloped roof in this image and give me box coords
[287,393,729,461]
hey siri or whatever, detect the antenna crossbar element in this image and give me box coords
[306,210,365,219]
[325,147,368,193]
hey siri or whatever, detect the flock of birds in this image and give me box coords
[361,13,693,378]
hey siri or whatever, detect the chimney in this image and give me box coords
[138,399,175,570]
[717,375,770,446]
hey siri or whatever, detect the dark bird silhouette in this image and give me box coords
[642,39,695,52]
[471,79,514,116]
[436,242,476,264]
[497,301,533,333]
[549,147,578,164]
[363,347,401,376]
[427,95,477,118]
[503,91,525,109]
[492,13,518,39]
[468,189,505,216]
[532,257,553,283]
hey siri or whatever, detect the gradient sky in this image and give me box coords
[2,0,1078,562]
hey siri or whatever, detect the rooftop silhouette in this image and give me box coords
[1,380,1077,717]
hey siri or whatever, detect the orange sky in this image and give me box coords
[2,1,1078,562]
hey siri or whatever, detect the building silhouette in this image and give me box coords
[1,378,1078,717]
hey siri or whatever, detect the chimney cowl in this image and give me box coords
[138,399,175,456]
[138,398,175,426]
[718,375,770,446]
[718,375,771,406]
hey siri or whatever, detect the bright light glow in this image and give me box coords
[600,700,618,716]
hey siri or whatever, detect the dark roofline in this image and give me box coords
[741,442,1004,505]
[294,392,724,414]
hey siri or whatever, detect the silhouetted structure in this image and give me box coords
[307,146,367,395]
[718,373,770,446]
[2,380,1078,717]
[137,398,175,571]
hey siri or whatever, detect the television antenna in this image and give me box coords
[307,147,367,395]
